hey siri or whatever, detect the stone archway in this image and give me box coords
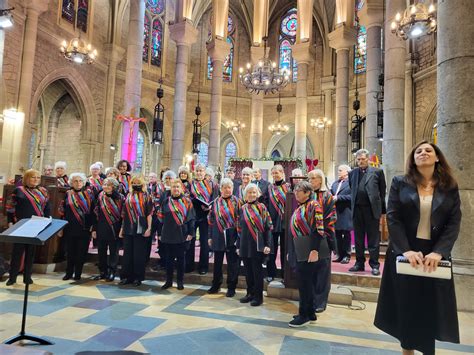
[421,104,437,142]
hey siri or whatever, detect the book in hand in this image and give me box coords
[223,228,238,249]
[396,256,452,280]
[292,235,313,262]
[195,196,217,208]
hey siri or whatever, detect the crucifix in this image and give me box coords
[116,109,146,164]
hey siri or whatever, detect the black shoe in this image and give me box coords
[293,313,317,322]
[177,283,184,290]
[207,285,220,294]
[198,270,207,275]
[133,280,142,287]
[250,299,263,307]
[73,275,81,281]
[6,279,15,286]
[371,268,380,276]
[348,264,365,272]
[332,257,343,263]
[161,282,172,290]
[315,307,326,313]
[119,279,133,285]
[93,273,107,281]
[24,278,33,285]
[341,256,350,264]
[265,277,274,283]
[62,274,72,281]
[239,294,253,303]
[289,315,310,328]
[106,273,115,282]
[226,289,236,297]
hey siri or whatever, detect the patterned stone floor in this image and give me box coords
[0,273,473,354]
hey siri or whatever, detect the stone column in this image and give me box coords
[437,0,474,311]
[102,44,125,165]
[383,0,405,186]
[207,38,230,169]
[169,21,198,171]
[404,55,414,157]
[14,0,49,172]
[321,76,335,178]
[249,46,264,158]
[121,0,145,165]
[328,25,357,170]
[359,0,383,156]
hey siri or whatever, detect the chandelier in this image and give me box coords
[269,94,289,136]
[152,79,164,145]
[239,37,290,94]
[225,76,246,132]
[310,117,332,130]
[391,2,436,40]
[60,36,97,64]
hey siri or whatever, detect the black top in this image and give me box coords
[93,191,124,239]
[208,195,241,252]
[121,191,153,235]
[189,179,219,221]
[6,186,51,223]
[61,188,95,233]
[237,201,273,258]
[159,195,195,244]
[266,180,291,233]
[349,167,386,219]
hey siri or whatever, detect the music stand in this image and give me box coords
[0,218,68,345]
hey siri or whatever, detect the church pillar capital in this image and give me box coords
[207,38,231,62]
[292,42,315,64]
[21,0,49,16]
[321,75,336,92]
[169,20,198,47]
[328,24,357,51]
[358,0,384,29]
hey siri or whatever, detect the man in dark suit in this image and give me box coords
[348,149,386,275]
[330,164,353,264]
[252,168,270,204]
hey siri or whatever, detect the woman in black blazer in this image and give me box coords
[374,141,461,355]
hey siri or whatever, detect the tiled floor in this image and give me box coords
[0,273,473,354]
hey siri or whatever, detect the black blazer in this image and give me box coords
[330,179,353,231]
[349,167,387,219]
[387,176,461,258]
[252,179,270,204]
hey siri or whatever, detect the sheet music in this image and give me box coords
[9,217,52,237]
[396,256,452,280]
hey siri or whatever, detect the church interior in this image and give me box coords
[0,0,473,354]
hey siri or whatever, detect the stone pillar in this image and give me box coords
[169,21,198,171]
[102,44,125,165]
[321,76,335,179]
[359,0,383,156]
[121,0,145,165]
[207,38,231,169]
[249,46,264,158]
[14,0,49,173]
[437,0,474,311]
[383,0,405,186]
[328,25,357,170]
[404,55,414,157]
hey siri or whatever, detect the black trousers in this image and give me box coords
[97,238,119,274]
[353,205,380,268]
[65,231,90,278]
[267,231,285,278]
[147,216,161,265]
[212,249,239,290]
[297,261,318,317]
[164,242,186,284]
[121,234,148,281]
[185,218,209,272]
[53,235,66,262]
[312,258,331,311]
[335,229,352,259]
[9,243,36,282]
[242,254,264,301]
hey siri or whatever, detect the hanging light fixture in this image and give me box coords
[310,90,332,131]
[152,79,164,145]
[239,37,290,94]
[59,17,97,64]
[192,30,204,154]
[268,93,289,136]
[391,1,436,40]
[225,78,245,132]
[0,7,14,29]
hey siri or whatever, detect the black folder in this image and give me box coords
[293,235,313,262]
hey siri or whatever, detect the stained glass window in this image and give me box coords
[271,150,281,158]
[197,142,209,166]
[62,0,75,24]
[207,16,235,82]
[356,0,365,11]
[143,0,165,66]
[134,131,145,173]
[143,15,150,63]
[76,0,88,32]
[151,18,163,66]
[354,25,367,74]
[279,8,298,82]
[224,142,237,168]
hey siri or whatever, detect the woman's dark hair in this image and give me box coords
[406,140,457,191]
[116,160,131,172]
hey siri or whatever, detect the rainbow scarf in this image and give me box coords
[66,189,92,225]
[57,175,69,187]
[168,196,191,225]
[119,173,131,193]
[214,196,239,233]
[125,192,146,224]
[290,200,324,239]
[89,176,103,190]
[148,182,165,197]
[242,203,265,242]
[99,191,122,225]
[269,182,289,215]
[19,186,48,216]
[191,179,213,203]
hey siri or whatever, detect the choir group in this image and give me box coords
[5,158,345,328]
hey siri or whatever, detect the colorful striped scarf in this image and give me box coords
[18,186,48,216]
[99,191,122,225]
[57,175,69,187]
[213,196,239,233]
[290,200,324,239]
[125,192,146,224]
[119,173,131,193]
[191,179,213,203]
[168,196,191,225]
[89,176,103,191]
[269,182,289,215]
[242,203,266,242]
[66,189,93,225]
